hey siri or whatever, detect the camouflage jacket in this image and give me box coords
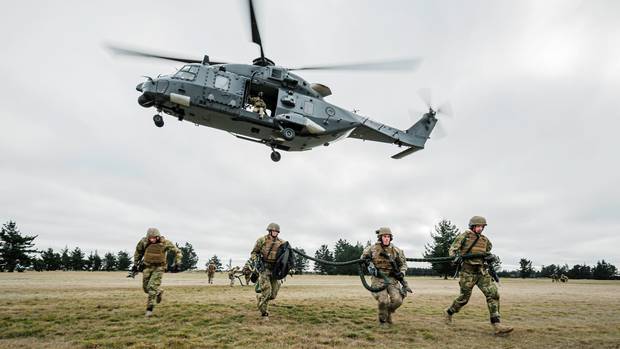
[251,234,287,264]
[360,242,408,275]
[448,229,492,265]
[249,96,266,108]
[134,237,182,267]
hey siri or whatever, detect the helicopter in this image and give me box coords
[110,0,443,162]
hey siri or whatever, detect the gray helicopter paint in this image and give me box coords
[137,62,436,155]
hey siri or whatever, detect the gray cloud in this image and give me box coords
[1,0,618,270]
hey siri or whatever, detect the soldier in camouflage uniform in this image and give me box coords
[551,272,559,282]
[242,260,253,285]
[133,228,183,317]
[444,216,513,335]
[360,227,409,326]
[250,222,286,319]
[228,266,241,286]
[249,91,267,119]
[206,262,216,284]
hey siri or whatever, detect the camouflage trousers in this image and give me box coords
[207,272,214,284]
[448,268,500,320]
[256,269,280,314]
[370,276,404,323]
[142,265,165,309]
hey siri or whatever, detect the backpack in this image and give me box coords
[272,242,295,280]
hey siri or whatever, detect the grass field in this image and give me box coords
[1,272,619,348]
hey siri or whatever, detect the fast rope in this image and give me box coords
[290,248,390,292]
[290,248,491,292]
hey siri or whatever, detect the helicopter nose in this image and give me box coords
[138,93,154,108]
[136,83,144,92]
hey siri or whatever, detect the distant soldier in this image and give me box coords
[250,222,286,319]
[228,266,241,287]
[249,91,267,118]
[206,262,216,284]
[242,260,253,285]
[132,228,182,317]
[360,227,410,326]
[444,216,513,336]
[551,272,559,283]
[560,274,568,283]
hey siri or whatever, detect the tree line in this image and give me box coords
[509,258,618,280]
[2,220,617,279]
[0,221,199,272]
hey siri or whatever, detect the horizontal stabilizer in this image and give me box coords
[391,146,422,159]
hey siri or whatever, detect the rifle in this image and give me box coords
[484,254,500,283]
[380,252,413,297]
[127,260,144,278]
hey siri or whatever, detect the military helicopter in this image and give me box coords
[110,0,443,162]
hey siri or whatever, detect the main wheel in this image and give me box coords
[281,128,295,141]
[270,151,281,162]
[153,114,164,128]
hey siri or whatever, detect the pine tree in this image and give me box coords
[0,221,38,272]
[519,258,533,278]
[314,244,335,275]
[293,247,308,274]
[592,260,617,280]
[208,255,223,271]
[424,219,459,279]
[60,247,71,271]
[334,239,364,275]
[179,242,199,271]
[117,251,132,271]
[103,252,117,271]
[92,251,103,271]
[70,247,85,271]
[41,248,62,271]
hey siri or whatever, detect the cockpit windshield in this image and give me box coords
[173,65,200,81]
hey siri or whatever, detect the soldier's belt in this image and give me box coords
[461,263,484,273]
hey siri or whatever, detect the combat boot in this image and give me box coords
[386,311,393,324]
[145,305,154,317]
[443,309,452,325]
[156,290,164,304]
[261,312,269,321]
[492,323,514,336]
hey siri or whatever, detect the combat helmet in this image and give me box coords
[146,227,161,238]
[375,227,393,237]
[266,222,280,232]
[468,216,487,227]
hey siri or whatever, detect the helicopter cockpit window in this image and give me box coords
[214,75,230,91]
[173,65,199,81]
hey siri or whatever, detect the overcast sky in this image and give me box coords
[1,0,618,271]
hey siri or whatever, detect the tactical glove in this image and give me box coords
[394,271,405,280]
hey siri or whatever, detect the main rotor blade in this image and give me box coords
[288,58,422,72]
[106,44,227,65]
[248,0,265,60]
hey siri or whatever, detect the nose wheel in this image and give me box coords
[153,114,164,128]
[270,150,281,162]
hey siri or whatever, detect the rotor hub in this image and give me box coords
[253,57,275,67]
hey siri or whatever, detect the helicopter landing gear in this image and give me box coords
[281,128,295,141]
[153,114,164,128]
[270,150,281,162]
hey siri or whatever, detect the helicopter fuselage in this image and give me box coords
[137,63,362,152]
